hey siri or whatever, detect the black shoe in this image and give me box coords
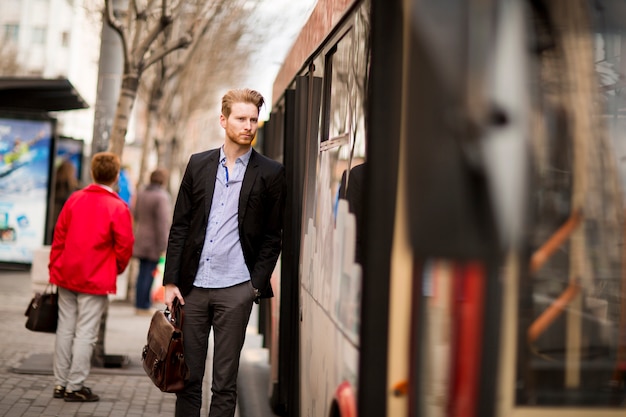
[53,385,65,399]
[64,386,99,402]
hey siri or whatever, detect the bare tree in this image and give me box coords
[133,0,228,185]
[134,0,253,187]
[160,5,250,178]
[129,0,314,190]
[103,0,217,158]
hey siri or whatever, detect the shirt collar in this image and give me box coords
[94,183,115,193]
[220,146,252,167]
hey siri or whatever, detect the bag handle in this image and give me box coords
[165,298,184,329]
[43,283,58,295]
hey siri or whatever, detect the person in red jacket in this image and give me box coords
[48,152,134,402]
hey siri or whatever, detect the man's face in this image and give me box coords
[220,102,259,147]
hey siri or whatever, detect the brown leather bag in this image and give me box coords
[142,299,190,392]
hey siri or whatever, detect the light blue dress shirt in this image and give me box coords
[193,147,252,288]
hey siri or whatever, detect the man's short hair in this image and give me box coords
[221,88,264,118]
[150,168,168,186]
[91,152,120,185]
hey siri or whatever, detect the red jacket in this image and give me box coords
[49,184,134,295]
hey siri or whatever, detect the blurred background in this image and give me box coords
[0,0,315,265]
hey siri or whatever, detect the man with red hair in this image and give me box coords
[49,151,134,402]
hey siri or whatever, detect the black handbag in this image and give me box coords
[24,284,58,333]
[142,298,190,392]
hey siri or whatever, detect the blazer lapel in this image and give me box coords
[204,150,219,218]
[239,150,259,224]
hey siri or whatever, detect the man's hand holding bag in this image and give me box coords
[142,298,189,392]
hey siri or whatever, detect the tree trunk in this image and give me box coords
[139,91,161,185]
[108,74,140,158]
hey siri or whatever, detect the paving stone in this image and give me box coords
[0,269,265,416]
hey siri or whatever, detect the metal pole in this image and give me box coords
[90,0,125,157]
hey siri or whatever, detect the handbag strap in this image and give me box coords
[44,283,59,294]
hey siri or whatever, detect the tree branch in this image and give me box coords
[130,0,148,64]
[134,14,173,64]
[143,34,192,71]
[157,0,234,116]
[160,0,227,81]
[131,0,140,15]
[105,0,131,70]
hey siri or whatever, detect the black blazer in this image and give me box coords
[163,148,286,298]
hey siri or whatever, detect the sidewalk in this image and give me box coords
[0,267,275,417]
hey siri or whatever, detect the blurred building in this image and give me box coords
[0,0,101,145]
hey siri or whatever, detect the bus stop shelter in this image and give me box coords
[0,77,88,112]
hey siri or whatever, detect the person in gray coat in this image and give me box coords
[133,168,172,314]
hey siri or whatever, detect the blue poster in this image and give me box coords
[55,136,83,181]
[0,117,53,264]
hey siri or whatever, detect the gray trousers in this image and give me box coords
[53,287,108,391]
[175,281,255,417]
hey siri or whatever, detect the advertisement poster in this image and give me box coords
[44,136,83,244]
[0,116,53,264]
[55,136,83,181]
